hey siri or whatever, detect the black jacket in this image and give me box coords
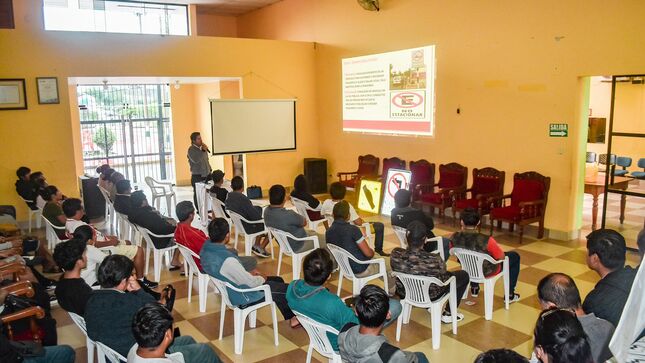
[15,180,37,210]
[391,206,435,237]
[290,189,320,209]
[113,194,131,216]
[128,206,176,248]
[582,266,637,326]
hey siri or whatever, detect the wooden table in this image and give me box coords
[584,174,632,230]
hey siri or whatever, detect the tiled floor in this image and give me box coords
[46,186,642,363]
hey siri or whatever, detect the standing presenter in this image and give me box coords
[187,132,212,207]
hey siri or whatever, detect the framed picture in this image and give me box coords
[36,77,59,104]
[0,79,27,110]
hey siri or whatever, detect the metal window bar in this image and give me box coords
[78,84,175,184]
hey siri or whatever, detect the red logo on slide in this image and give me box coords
[391,92,424,108]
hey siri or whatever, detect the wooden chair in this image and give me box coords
[489,171,550,243]
[337,154,380,189]
[418,162,467,221]
[1,281,46,343]
[381,157,406,178]
[410,159,435,202]
[452,167,505,227]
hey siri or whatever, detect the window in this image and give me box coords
[43,0,189,36]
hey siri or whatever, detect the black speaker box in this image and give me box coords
[79,176,105,220]
[304,158,327,194]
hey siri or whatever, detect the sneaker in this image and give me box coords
[252,245,270,258]
[509,293,521,303]
[470,285,480,297]
[376,250,390,257]
[441,312,464,324]
[141,277,159,290]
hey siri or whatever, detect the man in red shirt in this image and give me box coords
[174,201,256,272]
[450,208,521,302]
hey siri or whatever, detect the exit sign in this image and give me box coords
[549,123,568,137]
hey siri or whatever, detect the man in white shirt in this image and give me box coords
[321,182,388,256]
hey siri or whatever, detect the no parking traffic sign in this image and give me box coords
[381,168,412,216]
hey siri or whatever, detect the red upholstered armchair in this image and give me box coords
[489,171,550,243]
[452,167,505,227]
[381,157,406,178]
[410,159,435,202]
[337,154,380,189]
[417,162,467,220]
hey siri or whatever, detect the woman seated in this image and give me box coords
[290,174,327,227]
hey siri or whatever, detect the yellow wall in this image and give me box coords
[196,11,238,38]
[169,84,198,186]
[0,0,318,222]
[237,0,645,237]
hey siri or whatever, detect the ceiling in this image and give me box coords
[150,0,283,16]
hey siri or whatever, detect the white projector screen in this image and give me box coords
[342,46,436,136]
[210,99,296,155]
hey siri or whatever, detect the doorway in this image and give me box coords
[77,83,175,183]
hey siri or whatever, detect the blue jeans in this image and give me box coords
[416,352,430,363]
[168,336,221,363]
[384,298,402,327]
[24,345,75,363]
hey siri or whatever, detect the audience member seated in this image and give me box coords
[208,170,228,207]
[14,166,38,210]
[113,179,133,216]
[264,184,328,251]
[533,308,593,363]
[53,239,94,316]
[29,171,48,209]
[63,199,155,288]
[41,185,66,239]
[391,221,469,323]
[174,202,256,272]
[128,303,220,363]
[326,201,395,294]
[582,228,637,326]
[224,176,271,258]
[474,349,528,363]
[391,189,450,259]
[286,248,400,352]
[451,208,521,302]
[128,191,182,271]
[338,285,429,363]
[0,314,75,363]
[97,166,114,194]
[69,226,108,286]
[290,174,327,227]
[86,255,213,361]
[108,169,125,201]
[537,272,614,363]
[321,182,388,256]
[200,218,299,328]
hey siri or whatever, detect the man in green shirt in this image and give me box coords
[286,248,401,351]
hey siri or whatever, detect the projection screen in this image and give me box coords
[210,99,296,155]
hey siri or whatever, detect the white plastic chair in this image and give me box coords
[42,216,67,251]
[210,195,231,226]
[327,244,388,297]
[144,176,176,217]
[113,212,133,242]
[267,227,319,279]
[21,198,41,233]
[97,185,115,234]
[391,226,445,260]
[68,312,96,363]
[290,197,327,232]
[177,244,213,313]
[450,247,509,320]
[211,277,279,355]
[228,211,273,257]
[136,226,178,282]
[392,272,458,349]
[95,341,126,363]
[294,311,342,363]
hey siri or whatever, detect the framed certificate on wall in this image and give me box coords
[37,77,59,104]
[0,79,27,110]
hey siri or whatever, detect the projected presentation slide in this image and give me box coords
[381,168,412,216]
[342,46,436,136]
